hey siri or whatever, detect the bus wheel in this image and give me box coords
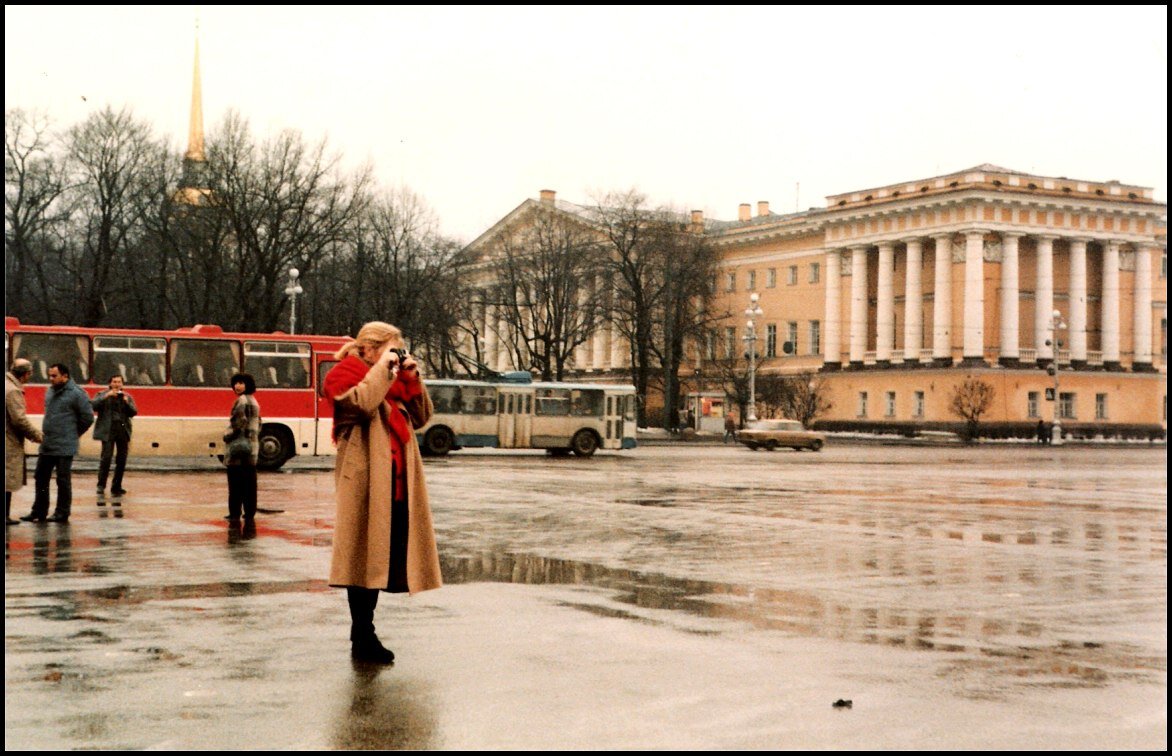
[424,427,454,456]
[257,426,293,470]
[571,430,598,457]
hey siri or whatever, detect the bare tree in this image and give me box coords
[488,208,607,380]
[950,375,996,443]
[5,109,72,321]
[591,191,721,428]
[207,111,373,332]
[757,371,833,427]
[57,106,168,326]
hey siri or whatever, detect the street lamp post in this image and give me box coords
[285,268,304,335]
[1046,308,1068,446]
[743,292,764,422]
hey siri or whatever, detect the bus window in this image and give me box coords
[535,388,570,416]
[244,341,311,388]
[94,336,166,386]
[469,387,496,414]
[11,333,89,384]
[571,389,603,417]
[171,339,240,387]
[431,385,457,413]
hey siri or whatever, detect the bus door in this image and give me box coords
[604,393,625,448]
[315,356,338,454]
[497,389,531,448]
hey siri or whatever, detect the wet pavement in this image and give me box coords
[4,444,1167,749]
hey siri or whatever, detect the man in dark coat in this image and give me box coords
[21,363,93,523]
[92,374,137,496]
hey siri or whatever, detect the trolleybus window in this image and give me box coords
[93,336,166,385]
[535,388,571,415]
[570,389,603,417]
[244,341,311,388]
[11,333,89,384]
[170,339,240,387]
[432,384,497,414]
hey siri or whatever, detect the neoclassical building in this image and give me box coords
[470,166,1167,433]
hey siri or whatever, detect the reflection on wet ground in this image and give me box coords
[4,444,1166,748]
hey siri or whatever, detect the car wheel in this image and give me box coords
[764,440,778,451]
[571,430,599,457]
[424,427,454,456]
[810,439,824,452]
[746,442,759,451]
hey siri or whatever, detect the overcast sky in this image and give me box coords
[5,5,1167,242]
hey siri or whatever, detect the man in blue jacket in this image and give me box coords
[20,363,94,523]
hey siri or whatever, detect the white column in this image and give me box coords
[574,288,590,369]
[1069,238,1089,363]
[933,235,952,362]
[609,319,626,368]
[999,233,1021,362]
[484,303,499,370]
[963,231,986,362]
[590,275,607,368]
[1035,235,1056,361]
[1133,245,1153,366]
[1102,240,1121,365]
[850,246,868,363]
[903,238,923,363]
[494,311,508,371]
[823,249,842,366]
[876,241,895,363]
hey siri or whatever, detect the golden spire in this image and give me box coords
[185,17,205,162]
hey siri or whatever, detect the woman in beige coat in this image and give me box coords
[6,359,45,525]
[323,322,442,664]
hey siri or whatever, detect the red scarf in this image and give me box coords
[323,355,419,446]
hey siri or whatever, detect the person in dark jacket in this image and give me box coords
[92,374,138,496]
[21,363,94,523]
[223,373,261,521]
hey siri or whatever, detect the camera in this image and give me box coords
[387,348,409,371]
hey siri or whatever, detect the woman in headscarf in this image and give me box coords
[322,321,442,664]
[223,372,261,520]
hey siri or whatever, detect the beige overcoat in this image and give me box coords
[327,364,442,594]
[6,372,43,493]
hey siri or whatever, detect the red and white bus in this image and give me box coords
[5,317,349,469]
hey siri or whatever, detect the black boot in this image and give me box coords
[351,635,395,664]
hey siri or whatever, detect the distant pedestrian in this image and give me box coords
[21,363,93,523]
[1036,419,1046,445]
[92,374,137,496]
[6,359,45,525]
[223,373,261,521]
[323,321,442,664]
[686,409,696,431]
[724,413,737,443]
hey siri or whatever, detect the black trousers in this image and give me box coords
[32,454,74,518]
[347,493,409,642]
[226,464,257,519]
[97,434,130,491]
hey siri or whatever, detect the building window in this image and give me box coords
[710,275,717,294]
[1162,252,1167,279]
[1095,393,1108,420]
[809,262,821,284]
[724,326,736,359]
[705,332,715,361]
[914,391,925,418]
[809,320,821,355]
[767,268,777,288]
[1059,392,1076,419]
[885,391,896,417]
[1027,391,1039,419]
[858,392,868,417]
[787,265,798,285]
[787,322,798,355]
[765,324,777,358]
[725,272,736,292]
[748,270,758,291]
